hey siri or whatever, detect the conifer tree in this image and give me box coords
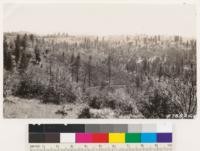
[15,34,21,63]
[88,55,92,86]
[3,36,8,70]
[108,54,111,86]
[75,53,81,83]
[3,36,13,71]
[70,53,74,81]
[34,44,41,64]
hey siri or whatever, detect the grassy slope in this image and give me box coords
[3,96,84,118]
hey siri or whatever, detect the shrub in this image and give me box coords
[14,73,45,98]
[4,70,18,97]
[86,87,140,116]
[78,106,91,118]
[78,106,116,118]
[88,96,102,109]
[86,88,114,109]
[42,79,81,104]
[107,88,139,115]
[137,79,196,119]
[15,63,83,104]
[42,86,60,104]
[136,81,180,119]
[42,84,78,104]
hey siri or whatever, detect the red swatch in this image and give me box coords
[92,133,108,143]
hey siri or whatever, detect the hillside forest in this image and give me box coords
[3,32,196,119]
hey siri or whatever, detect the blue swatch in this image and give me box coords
[141,133,157,143]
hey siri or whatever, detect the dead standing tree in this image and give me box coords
[107,54,112,87]
[75,53,81,83]
[88,55,92,87]
[70,53,75,81]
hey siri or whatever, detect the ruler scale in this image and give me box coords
[28,124,173,151]
[29,143,172,151]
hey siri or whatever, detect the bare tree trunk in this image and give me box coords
[88,56,92,87]
[108,55,111,87]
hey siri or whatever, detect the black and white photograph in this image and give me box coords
[3,3,196,119]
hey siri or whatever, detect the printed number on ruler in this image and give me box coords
[29,143,173,151]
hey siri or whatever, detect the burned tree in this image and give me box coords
[107,54,111,86]
[75,53,81,83]
[70,53,75,81]
[34,44,41,64]
[88,55,92,86]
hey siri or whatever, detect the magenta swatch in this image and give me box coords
[76,133,93,143]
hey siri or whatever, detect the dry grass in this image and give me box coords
[3,96,85,118]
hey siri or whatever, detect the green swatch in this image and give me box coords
[125,133,141,143]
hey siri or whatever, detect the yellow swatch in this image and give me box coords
[109,133,125,143]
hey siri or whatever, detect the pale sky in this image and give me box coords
[3,3,196,37]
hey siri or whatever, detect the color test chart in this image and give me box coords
[29,124,173,151]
